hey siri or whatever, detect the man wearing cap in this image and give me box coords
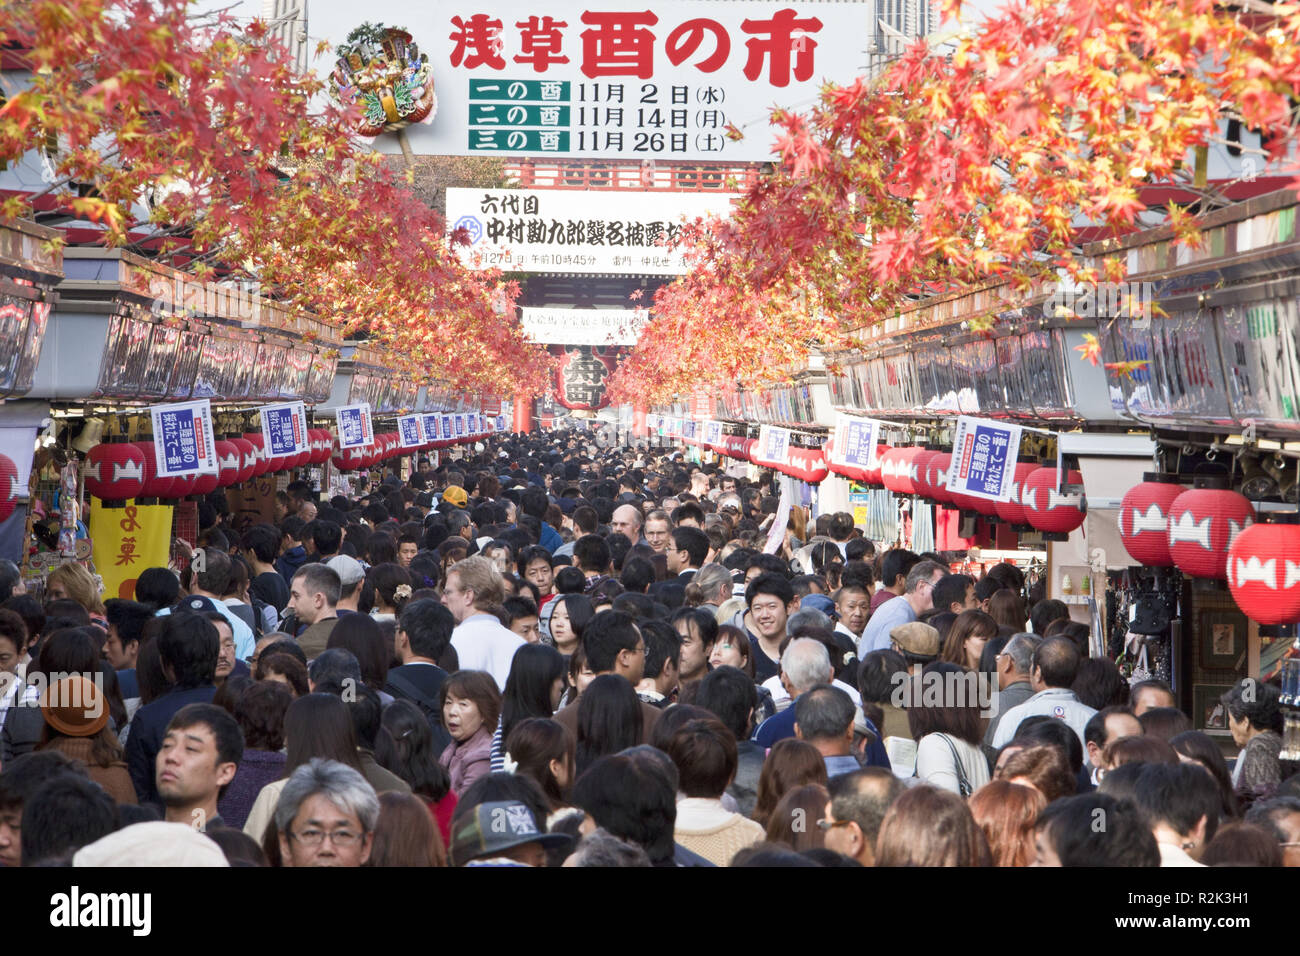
[156,703,243,829]
[155,548,255,663]
[859,559,947,657]
[289,564,342,660]
[890,621,941,677]
[450,800,571,866]
[325,555,365,617]
[442,485,469,510]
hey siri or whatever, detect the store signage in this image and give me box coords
[259,401,310,459]
[520,307,649,345]
[946,415,1023,502]
[311,1,871,161]
[757,425,791,466]
[702,420,723,446]
[398,415,425,447]
[336,403,374,450]
[150,399,218,478]
[422,413,443,441]
[447,188,735,274]
[829,413,881,471]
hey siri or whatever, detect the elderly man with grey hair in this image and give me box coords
[984,632,1042,747]
[275,758,379,868]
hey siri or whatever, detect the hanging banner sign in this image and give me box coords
[468,413,482,434]
[496,415,507,432]
[520,307,649,345]
[453,414,467,438]
[440,414,454,440]
[702,420,724,447]
[667,417,683,438]
[757,425,792,467]
[90,502,174,601]
[398,415,425,448]
[151,399,217,478]
[422,413,443,441]
[336,403,374,450]
[829,413,882,471]
[946,415,1024,502]
[259,401,309,459]
[682,420,698,442]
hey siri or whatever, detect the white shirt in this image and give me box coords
[451,613,525,691]
[762,675,862,709]
[1157,841,1205,868]
[990,687,1097,749]
[915,733,991,795]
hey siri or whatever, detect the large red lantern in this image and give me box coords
[1168,483,1254,579]
[189,464,220,497]
[1227,519,1300,626]
[82,442,146,501]
[995,462,1041,528]
[229,437,257,485]
[881,447,922,496]
[168,469,197,499]
[1023,466,1086,535]
[911,450,939,500]
[134,441,175,499]
[312,429,332,465]
[1118,474,1185,567]
[928,452,953,504]
[242,433,270,476]
[782,446,829,484]
[215,440,242,488]
[0,453,17,524]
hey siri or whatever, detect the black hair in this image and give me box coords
[671,526,710,568]
[1029,599,1069,636]
[157,612,219,689]
[745,572,794,608]
[638,619,682,682]
[880,549,920,589]
[1083,705,1138,750]
[1036,793,1160,866]
[20,775,116,865]
[574,534,611,574]
[103,599,154,648]
[554,566,588,595]
[1031,635,1081,689]
[502,596,539,626]
[1221,678,1284,734]
[135,567,180,611]
[398,598,456,661]
[572,752,677,866]
[326,614,391,690]
[374,699,452,803]
[311,520,343,556]
[1132,762,1222,842]
[576,674,641,775]
[581,610,641,673]
[1072,656,1128,710]
[500,643,567,743]
[240,524,282,565]
[619,556,656,594]
[695,665,759,741]
[1011,715,1084,775]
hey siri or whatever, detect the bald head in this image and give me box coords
[610,504,643,545]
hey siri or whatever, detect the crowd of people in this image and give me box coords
[0,427,1297,867]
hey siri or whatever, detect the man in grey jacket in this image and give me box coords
[984,633,1041,749]
[991,636,1097,749]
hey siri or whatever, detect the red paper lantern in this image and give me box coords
[1167,486,1254,579]
[190,464,220,497]
[82,442,146,501]
[881,448,923,496]
[781,446,829,484]
[928,452,953,504]
[215,440,241,488]
[1023,466,1086,535]
[168,469,197,499]
[242,433,270,476]
[313,429,332,464]
[134,441,176,499]
[1118,475,1185,567]
[229,437,257,484]
[994,462,1041,527]
[0,453,17,524]
[1227,521,1300,625]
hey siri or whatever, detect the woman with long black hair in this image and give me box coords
[489,643,567,771]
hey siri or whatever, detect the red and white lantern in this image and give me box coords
[242,433,270,476]
[215,440,242,488]
[1118,475,1185,567]
[229,437,257,485]
[0,453,18,524]
[881,447,922,496]
[134,441,175,499]
[82,442,146,501]
[1023,466,1086,535]
[1167,485,1254,579]
[1227,520,1300,625]
[994,462,1041,528]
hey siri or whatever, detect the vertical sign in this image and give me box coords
[398,415,425,448]
[830,413,881,470]
[757,425,792,467]
[453,414,467,438]
[468,413,481,434]
[151,399,217,478]
[422,413,443,442]
[259,401,309,459]
[496,415,507,432]
[702,420,724,447]
[946,416,1023,502]
[336,403,374,450]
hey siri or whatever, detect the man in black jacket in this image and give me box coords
[384,599,454,752]
[124,612,219,806]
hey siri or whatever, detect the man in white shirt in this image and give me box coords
[991,636,1097,749]
[442,556,524,691]
[859,559,947,657]
[157,548,255,662]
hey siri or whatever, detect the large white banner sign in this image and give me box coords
[520,307,648,345]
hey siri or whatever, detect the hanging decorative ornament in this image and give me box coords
[1167,478,1255,579]
[881,447,922,496]
[242,433,270,477]
[1023,466,1086,537]
[1226,517,1300,626]
[1118,473,1185,567]
[229,437,257,485]
[928,452,953,505]
[82,441,146,502]
[134,441,176,499]
[214,440,242,488]
[911,450,940,500]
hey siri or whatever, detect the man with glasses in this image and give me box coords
[985,633,1042,749]
[859,559,948,656]
[275,758,379,868]
[820,768,904,866]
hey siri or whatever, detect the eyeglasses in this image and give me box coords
[288,828,363,848]
[816,818,853,832]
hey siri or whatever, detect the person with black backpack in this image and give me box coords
[384,599,455,753]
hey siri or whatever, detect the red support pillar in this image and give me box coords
[512,394,533,434]
[633,404,647,438]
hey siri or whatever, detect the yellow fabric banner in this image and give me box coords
[90,500,174,602]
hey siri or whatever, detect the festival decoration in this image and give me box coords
[1227,519,1300,626]
[994,462,1042,528]
[329,24,436,137]
[0,453,18,524]
[1022,466,1086,535]
[1167,484,1255,579]
[1118,474,1186,567]
[82,441,146,501]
